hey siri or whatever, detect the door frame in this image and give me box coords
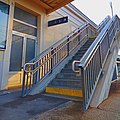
[9,30,37,75]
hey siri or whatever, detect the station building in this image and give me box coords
[0,0,96,90]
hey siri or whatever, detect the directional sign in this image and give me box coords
[48,16,68,27]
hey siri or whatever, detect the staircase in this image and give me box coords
[46,38,95,98]
[22,15,120,111]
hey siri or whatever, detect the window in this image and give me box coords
[13,21,37,36]
[9,35,24,71]
[0,2,9,49]
[13,7,37,37]
[14,7,37,26]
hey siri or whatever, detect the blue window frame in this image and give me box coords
[0,2,9,49]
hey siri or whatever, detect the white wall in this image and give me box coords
[42,7,85,52]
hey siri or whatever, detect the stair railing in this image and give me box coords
[97,15,111,33]
[72,15,120,111]
[22,23,97,97]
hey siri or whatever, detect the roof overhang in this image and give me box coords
[33,0,74,14]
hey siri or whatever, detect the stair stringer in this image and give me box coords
[90,31,120,107]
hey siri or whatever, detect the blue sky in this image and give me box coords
[72,0,120,25]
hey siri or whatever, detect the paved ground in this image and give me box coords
[0,89,69,120]
[0,82,120,120]
[31,82,120,120]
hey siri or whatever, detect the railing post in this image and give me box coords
[107,30,110,48]
[67,37,69,56]
[78,28,81,44]
[22,71,26,97]
[99,43,103,69]
[80,66,86,111]
[86,24,89,39]
[32,62,36,84]
[51,47,54,73]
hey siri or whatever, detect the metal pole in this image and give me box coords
[110,1,113,17]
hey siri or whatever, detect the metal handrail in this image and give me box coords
[24,25,89,72]
[23,15,110,67]
[22,15,111,97]
[72,60,80,72]
[72,15,120,111]
[80,15,117,67]
[97,15,111,31]
[24,23,88,64]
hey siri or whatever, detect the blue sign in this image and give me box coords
[48,16,68,27]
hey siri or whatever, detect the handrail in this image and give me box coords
[80,15,117,67]
[97,16,111,33]
[72,60,80,73]
[72,15,120,111]
[25,23,88,64]
[24,25,89,73]
[22,22,97,97]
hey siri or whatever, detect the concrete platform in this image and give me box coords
[0,89,69,120]
[1,82,120,120]
[31,83,120,120]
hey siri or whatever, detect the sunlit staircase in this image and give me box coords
[46,38,95,98]
[22,15,120,110]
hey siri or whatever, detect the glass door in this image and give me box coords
[9,31,37,72]
[25,38,36,63]
[9,34,24,71]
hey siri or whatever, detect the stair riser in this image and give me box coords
[75,52,85,56]
[51,81,82,88]
[57,73,80,78]
[46,87,83,97]
[72,55,83,59]
[56,73,80,78]
[61,69,74,73]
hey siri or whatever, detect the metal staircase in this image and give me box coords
[22,23,97,97]
[21,15,120,111]
[46,38,95,98]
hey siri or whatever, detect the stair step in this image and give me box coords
[50,83,81,89]
[57,72,80,77]
[72,57,81,61]
[43,93,83,101]
[51,80,81,88]
[61,68,74,73]
[67,60,74,63]
[56,74,80,79]
[79,47,89,51]
[77,50,87,53]
[54,76,81,80]
[83,43,93,47]
[46,86,82,97]
[89,36,96,39]
[73,54,83,58]
[45,38,95,98]
[75,52,85,56]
